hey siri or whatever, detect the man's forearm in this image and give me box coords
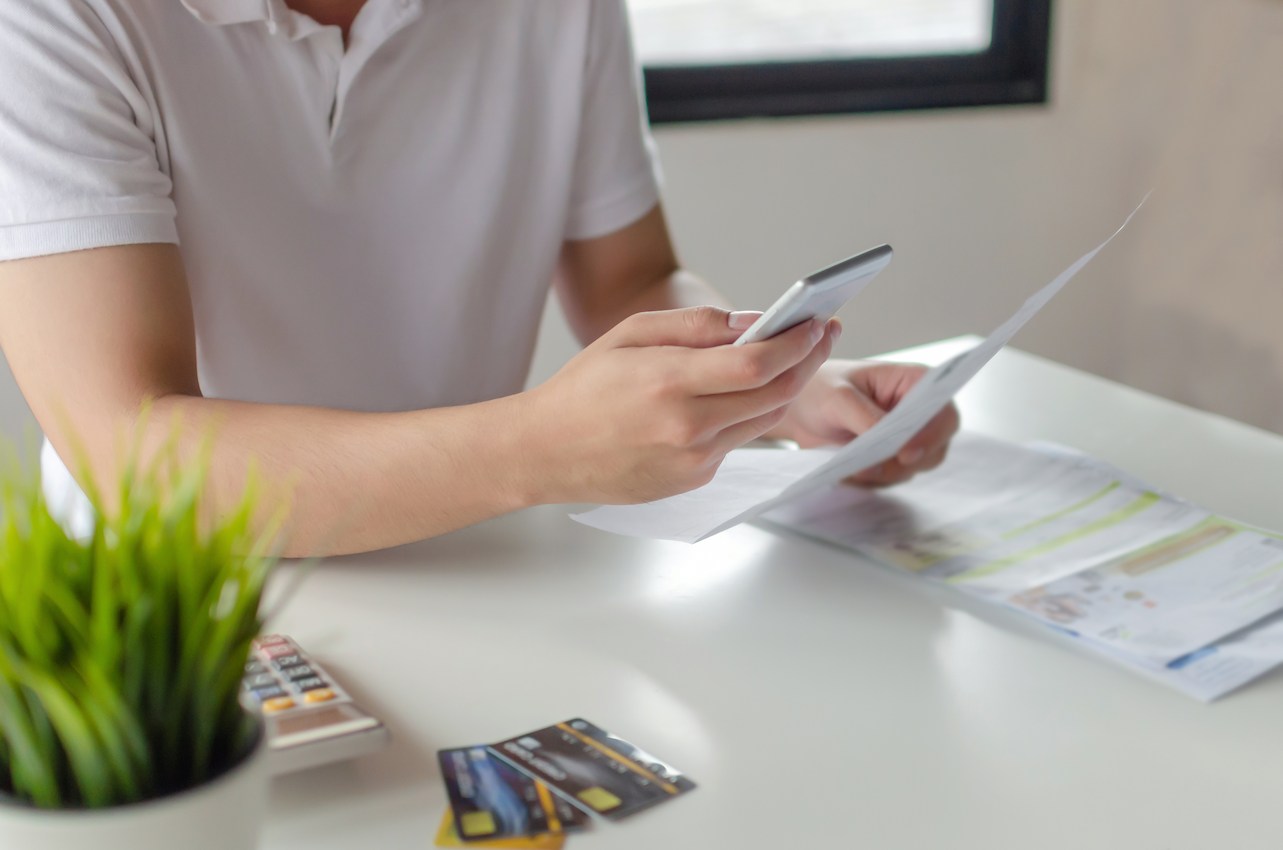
[565,268,732,345]
[5,241,830,560]
[625,268,732,314]
[129,394,536,558]
[556,205,736,344]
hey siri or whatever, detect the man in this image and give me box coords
[0,0,957,556]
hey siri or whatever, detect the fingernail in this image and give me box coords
[831,322,843,345]
[808,319,824,345]
[728,311,761,330]
[900,447,925,465]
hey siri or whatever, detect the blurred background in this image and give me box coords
[0,0,1278,440]
[533,0,1283,434]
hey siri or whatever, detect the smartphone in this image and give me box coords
[733,244,893,345]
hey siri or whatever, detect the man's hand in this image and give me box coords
[774,358,961,487]
[522,306,840,504]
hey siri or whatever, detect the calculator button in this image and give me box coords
[245,673,278,689]
[256,634,288,647]
[270,654,302,669]
[281,665,316,681]
[303,688,336,704]
[261,643,299,659]
[250,685,286,701]
[262,697,296,713]
[245,661,266,676]
[290,676,328,692]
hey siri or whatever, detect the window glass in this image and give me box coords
[627,0,996,67]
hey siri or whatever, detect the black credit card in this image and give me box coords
[437,745,588,842]
[488,719,696,821]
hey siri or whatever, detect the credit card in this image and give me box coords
[437,746,588,843]
[489,719,696,821]
[433,810,565,850]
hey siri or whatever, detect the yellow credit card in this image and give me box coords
[434,810,565,849]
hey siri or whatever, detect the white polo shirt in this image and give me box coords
[0,0,661,412]
[1,0,662,526]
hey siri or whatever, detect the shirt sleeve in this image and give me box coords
[0,3,177,262]
[563,0,664,242]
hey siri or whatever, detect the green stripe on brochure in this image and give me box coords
[949,491,1161,584]
[999,481,1122,541]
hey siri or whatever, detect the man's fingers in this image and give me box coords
[916,441,950,473]
[856,361,929,411]
[691,325,834,430]
[845,460,907,488]
[849,441,950,488]
[895,404,961,466]
[682,318,830,395]
[606,306,756,350]
[629,318,831,401]
[709,406,791,455]
[607,309,836,397]
[827,378,890,438]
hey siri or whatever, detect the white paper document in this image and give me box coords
[574,206,1143,544]
[1010,520,1283,666]
[765,433,1283,701]
[768,435,1210,594]
[1152,611,1283,701]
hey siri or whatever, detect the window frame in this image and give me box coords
[638,0,1053,124]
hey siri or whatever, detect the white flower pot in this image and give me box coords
[0,728,268,850]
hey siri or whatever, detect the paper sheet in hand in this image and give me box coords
[573,205,1143,543]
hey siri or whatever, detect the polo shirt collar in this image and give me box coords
[182,0,338,41]
[181,0,424,41]
[180,0,273,27]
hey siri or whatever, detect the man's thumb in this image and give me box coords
[607,306,761,349]
[834,385,887,437]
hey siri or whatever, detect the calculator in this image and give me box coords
[242,634,389,775]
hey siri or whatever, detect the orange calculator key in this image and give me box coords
[303,688,336,704]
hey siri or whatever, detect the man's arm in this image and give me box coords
[0,243,834,556]
[556,205,730,341]
[0,244,544,556]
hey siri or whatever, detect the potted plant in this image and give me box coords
[0,437,285,849]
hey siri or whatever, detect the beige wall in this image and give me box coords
[2,0,1280,443]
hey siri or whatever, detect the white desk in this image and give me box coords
[263,338,1283,850]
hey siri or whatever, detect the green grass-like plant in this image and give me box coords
[0,434,283,809]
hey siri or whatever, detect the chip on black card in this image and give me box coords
[488,719,696,821]
[437,746,588,842]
